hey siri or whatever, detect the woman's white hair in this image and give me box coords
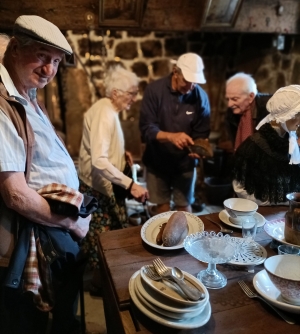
[104,65,139,97]
[226,72,258,96]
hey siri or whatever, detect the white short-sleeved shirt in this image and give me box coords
[0,64,79,190]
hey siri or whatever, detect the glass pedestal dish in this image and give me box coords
[184,231,236,289]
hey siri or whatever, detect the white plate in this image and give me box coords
[134,276,205,320]
[227,237,267,271]
[253,269,300,314]
[136,272,206,313]
[219,210,265,230]
[129,271,212,329]
[140,265,208,306]
[140,211,204,250]
[263,219,300,247]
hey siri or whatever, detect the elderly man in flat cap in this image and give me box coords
[0,16,91,334]
[139,53,210,215]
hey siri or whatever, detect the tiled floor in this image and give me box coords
[81,200,224,334]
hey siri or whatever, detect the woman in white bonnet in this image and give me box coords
[232,85,300,205]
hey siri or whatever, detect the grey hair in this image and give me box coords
[2,35,35,64]
[104,65,139,97]
[226,72,258,96]
[0,33,10,62]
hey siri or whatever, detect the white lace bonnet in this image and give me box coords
[256,85,300,165]
[256,85,300,128]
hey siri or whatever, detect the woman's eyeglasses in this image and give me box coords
[116,89,139,97]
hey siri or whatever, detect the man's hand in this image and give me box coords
[130,183,149,203]
[168,132,194,149]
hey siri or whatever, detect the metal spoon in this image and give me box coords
[205,216,233,234]
[171,267,205,300]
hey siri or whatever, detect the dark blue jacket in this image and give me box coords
[139,75,210,174]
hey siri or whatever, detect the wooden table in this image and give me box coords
[97,206,299,333]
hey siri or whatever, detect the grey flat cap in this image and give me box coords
[14,15,72,55]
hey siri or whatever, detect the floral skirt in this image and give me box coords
[79,179,128,270]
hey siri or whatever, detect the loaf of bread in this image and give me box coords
[161,212,188,247]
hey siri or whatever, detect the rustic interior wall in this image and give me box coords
[60,29,300,159]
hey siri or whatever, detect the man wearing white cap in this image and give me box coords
[232,85,300,205]
[0,16,91,334]
[140,53,210,214]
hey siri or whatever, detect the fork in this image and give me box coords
[144,265,176,286]
[153,258,204,301]
[238,280,296,325]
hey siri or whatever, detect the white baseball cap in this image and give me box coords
[14,15,73,55]
[176,53,206,84]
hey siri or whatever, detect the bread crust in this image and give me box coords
[162,212,188,247]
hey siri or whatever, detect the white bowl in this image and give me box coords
[224,198,257,217]
[264,255,300,305]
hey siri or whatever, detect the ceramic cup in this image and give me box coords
[278,244,300,256]
[224,198,258,226]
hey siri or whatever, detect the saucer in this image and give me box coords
[228,237,267,267]
[253,269,300,314]
[219,210,265,230]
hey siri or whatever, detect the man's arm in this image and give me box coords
[156,131,194,149]
[140,82,194,149]
[0,171,90,239]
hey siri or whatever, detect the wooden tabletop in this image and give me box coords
[97,206,299,334]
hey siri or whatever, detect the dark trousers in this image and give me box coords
[0,267,49,334]
[0,254,86,334]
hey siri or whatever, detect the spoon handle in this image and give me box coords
[171,276,205,301]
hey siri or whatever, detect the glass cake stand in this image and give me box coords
[184,231,236,289]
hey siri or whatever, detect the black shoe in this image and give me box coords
[192,201,205,212]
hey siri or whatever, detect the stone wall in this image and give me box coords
[60,29,300,158]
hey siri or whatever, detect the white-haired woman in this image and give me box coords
[78,65,148,295]
[232,85,300,205]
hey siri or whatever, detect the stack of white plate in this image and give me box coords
[128,265,211,329]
